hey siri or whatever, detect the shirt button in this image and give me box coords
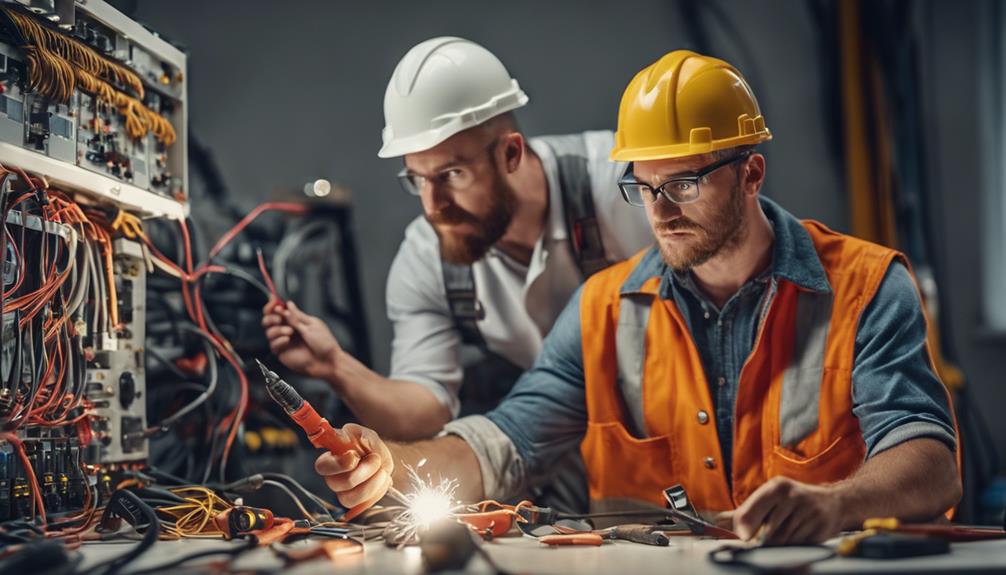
[717,377,726,387]
[704,457,716,469]
[703,310,710,319]
[697,410,709,425]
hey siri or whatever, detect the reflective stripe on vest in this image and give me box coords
[614,287,836,449]
[779,290,833,447]
[615,295,650,439]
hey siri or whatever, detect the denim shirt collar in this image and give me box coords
[620,196,832,297]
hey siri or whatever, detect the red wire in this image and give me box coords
[178,219,203,328]
[174,203,307,474]
[0,433,47,524]
[1,190,308,482]
[207,202,308,260]
[256,248,282,305]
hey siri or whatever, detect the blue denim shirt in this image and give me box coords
[485,197,957,481]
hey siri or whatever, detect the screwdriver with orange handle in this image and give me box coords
[256,359,407,521]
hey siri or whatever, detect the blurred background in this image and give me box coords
[114,0,1004,522]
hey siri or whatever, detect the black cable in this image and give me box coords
[201,412,223,485]
[151,339,218,432]
[148,436,199,481]
[145,382,208,438]
[261,479,314,520]
[86,490,160,575]
[176,322,245,483]
[142,218,186,271]
[259,472,337,514]
[0,540,82,575]
[272,219,330,297]
[0,172,12,389]
[223,472,335,519]
[124,537,256,575]
[199,265,271,302]
[144,345,191,380]
[708,543,835,573]
[140,467,190,486]
[192,265,270,353]
[160,323,238,483]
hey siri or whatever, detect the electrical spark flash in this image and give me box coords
[384,461,464,547]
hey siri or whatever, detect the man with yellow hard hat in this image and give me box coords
[313,50,961,544]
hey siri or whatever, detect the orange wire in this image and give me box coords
[0,433,47,523]
[0,181,310,477]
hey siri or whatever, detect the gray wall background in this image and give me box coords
[128,1,1004,469]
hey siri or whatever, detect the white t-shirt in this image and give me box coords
[385,130,654,416]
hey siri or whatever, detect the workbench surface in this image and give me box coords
[73,534,1006,574]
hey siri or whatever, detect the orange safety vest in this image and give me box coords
[579,219,961,512]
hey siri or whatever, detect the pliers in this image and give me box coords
[542,523,671,546]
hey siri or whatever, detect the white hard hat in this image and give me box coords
[378,37,529,158]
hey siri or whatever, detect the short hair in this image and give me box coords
[480,111,521,138]
[710,144,757,161]
[710,144,758,174]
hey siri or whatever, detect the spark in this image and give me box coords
[384,465,463,547]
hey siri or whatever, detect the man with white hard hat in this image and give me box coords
[262,39,650,461]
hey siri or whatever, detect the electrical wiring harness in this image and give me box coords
[1,5,176,145]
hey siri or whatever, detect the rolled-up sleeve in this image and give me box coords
[386,220,463,416]
[445,286,589,499]
[852,262,957,458]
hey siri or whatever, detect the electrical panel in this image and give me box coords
[0,0,183,522]
[83,238,147,464]
[0,0,187,219]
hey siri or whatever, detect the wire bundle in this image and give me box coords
[0,163,148,528]
[1,6,176,145]
[0,158,310,525]
[155,486,231,539]
[0,164,127,432]
[20,44,75,103]
[136,202,310,483]
[3,6,142,97]
[82,190,312,484]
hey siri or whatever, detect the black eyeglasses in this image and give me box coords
[617,150,752,207]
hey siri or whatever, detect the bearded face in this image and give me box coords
[634,152,751,272]
[403,125,521,266]
[428,163,517,264]
[653,175,746,271]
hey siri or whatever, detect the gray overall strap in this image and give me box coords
[535,133,610,277]
[442,260,523,414]
[441,133,609,346]
[441,260,487,348]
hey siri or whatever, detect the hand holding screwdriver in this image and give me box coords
[256,360,402,520]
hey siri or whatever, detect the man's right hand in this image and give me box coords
[261,300,342,381]
[315,424,394,510]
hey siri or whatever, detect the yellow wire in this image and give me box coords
[2,7,175,145]
[155,487,234,539]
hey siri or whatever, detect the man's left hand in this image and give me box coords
[717,476,845,544]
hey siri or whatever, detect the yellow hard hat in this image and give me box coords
[611,50,771,162]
